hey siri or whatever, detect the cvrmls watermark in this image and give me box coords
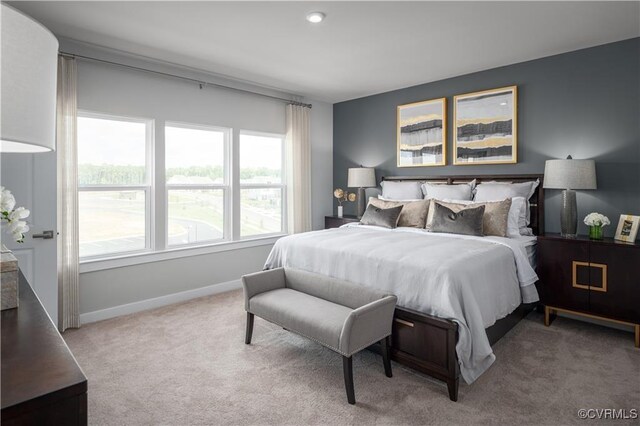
[577,408,638,420]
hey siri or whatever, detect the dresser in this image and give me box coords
[324,215,360,229]
[1,272,88,425]
[537,233,640,347]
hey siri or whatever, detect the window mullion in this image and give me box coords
[231,129,241,241]
[153,119,165,251]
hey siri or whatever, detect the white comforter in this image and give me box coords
[264,224,539,383]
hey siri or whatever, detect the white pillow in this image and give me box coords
[422,179,476,201]
[378,196,422,202]
[380,181,423,200]
[440,196,524,238]
[473,180,539,225]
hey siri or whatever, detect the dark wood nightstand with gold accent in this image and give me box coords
[324,215,360,229]
[537,233,640,347]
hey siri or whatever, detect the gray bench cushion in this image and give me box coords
[250,288,352,351]
[284,268,388,310]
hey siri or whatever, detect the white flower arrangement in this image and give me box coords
[1,186,30,243]
[583,212,610,227]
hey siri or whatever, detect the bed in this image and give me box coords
[265,174,544,401]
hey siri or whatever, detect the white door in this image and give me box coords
[1,151,57,325]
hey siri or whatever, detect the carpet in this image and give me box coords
[64,289,640,425]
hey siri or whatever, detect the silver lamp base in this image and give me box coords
[357,187,366,218]
[560,189,577,238]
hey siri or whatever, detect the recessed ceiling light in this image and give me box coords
[500,102,507,106]
[306,12,325,24]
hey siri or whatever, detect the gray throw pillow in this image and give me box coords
[432,199,512,237]
[368,197,429,228]
[360,204,403,229]
[430,202,485,236]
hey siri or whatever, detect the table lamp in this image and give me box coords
[348,167,376,218]
[543,156,596,238]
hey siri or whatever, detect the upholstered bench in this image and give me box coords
[242,267,397,404]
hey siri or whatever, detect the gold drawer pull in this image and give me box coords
[394,318,414,328]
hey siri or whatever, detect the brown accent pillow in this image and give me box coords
[426,199,512,237]
[368,197,430,228]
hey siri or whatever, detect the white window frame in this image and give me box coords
[78,118,289,272]
[237,130,287,240]
[77,111,155,261]
[164,121,231,248]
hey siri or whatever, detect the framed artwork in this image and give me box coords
[614,214,639,243]
[397,97,446,167]
[453,86,517,165]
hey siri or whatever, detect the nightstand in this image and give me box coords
[537,233,640,347]
[325,215,360,229]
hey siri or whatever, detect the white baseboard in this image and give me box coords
[79,279,242,325]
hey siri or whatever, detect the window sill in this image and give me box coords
[79,234,286,273]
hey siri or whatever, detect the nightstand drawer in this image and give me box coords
[588,244,640,323]
[537,238,589,312]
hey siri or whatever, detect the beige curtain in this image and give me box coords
[56,56,80,331]
[285,104,312,233]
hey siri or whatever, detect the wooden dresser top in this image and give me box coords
[1,272,87,413]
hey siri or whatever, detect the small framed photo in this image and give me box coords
[614,214,639,243]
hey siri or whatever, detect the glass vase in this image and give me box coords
[589,225,603,240]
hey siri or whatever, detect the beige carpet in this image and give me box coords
[64,289,640,425]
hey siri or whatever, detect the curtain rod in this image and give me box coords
[58,51,312,109]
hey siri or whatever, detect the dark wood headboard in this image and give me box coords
[381,174,544,235]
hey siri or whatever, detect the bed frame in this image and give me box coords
[378,174,544,402]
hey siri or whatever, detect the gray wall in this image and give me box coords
[60,39,333,316]
[333,38,640,237]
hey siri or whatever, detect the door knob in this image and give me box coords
[32,230,54,239]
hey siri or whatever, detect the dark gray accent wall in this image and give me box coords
[333,38,640,237]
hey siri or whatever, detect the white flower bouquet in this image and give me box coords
[1,187,30,243]
[583,212,610,227]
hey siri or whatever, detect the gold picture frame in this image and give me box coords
[614,214,639,243]
[453,86,517,165]
[397,97,446,167]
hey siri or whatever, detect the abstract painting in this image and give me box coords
[453,86,517,165]
[397,98,446,167]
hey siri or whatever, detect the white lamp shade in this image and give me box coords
[347,167,376,188]
[543,158,597,190]
[1,4,58,152]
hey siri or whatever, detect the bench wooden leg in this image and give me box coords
[245,312,254,345]
[342,356,355,405]
[381,336,392,378]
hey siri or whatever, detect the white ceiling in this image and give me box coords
[10,1,640,103]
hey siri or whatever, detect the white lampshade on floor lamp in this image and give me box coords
[1,3,58,153]
[348,167,376,218]
[543,156,597,238]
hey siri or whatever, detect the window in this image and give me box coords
[165,123,229,246]
[77,113,152,258]
[77,112,288,263]
[239,132,286,237]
